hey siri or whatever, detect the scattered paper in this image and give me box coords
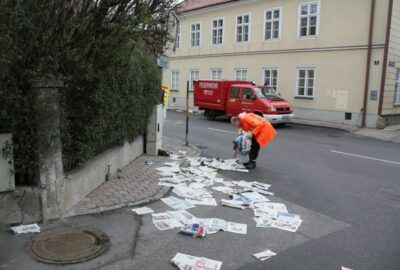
[131,207,154,215]
[161,196,195,210]
[171,253,222,270]
[227,222,247,235]
[180,223,207,238]
[168,210,196,225]
[209,218,227,231]
[253,249,277,261]
[152,212,182,230]
[186,197,218,206]
[212,186,233,193]
[10,224,41,235]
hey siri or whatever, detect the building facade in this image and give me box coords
[163,0,400,128]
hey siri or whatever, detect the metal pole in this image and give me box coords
[185,81,189,146]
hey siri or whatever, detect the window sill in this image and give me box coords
[294,96,314,100]
[170,89,179,92]
[297,35,319,40]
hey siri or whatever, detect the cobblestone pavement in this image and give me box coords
[64,137,200,217]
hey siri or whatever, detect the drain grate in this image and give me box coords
[29,227,110,264]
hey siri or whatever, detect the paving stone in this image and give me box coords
[63,137,200,217]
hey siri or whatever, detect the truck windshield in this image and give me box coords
[253,87,281,99]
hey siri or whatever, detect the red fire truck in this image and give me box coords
[194,80,293,124]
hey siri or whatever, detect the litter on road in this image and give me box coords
[161,196,195,211]
[10,223,41,235]
[131,207,154,215]
[171,253,222,270]
[148,150,303,266]
[180,223,207,238]
[253,249,277,261]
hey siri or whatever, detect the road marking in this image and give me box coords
[207,128,237,135]
[330,150,400,165]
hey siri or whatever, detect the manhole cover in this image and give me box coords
[29,227,110,264]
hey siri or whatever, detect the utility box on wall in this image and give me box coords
[146,104,163,155]
[0,134,15,192]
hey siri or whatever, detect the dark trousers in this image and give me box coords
[249,137,260,162]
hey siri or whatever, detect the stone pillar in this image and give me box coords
[32,79,65,222]
[146,104,163,155]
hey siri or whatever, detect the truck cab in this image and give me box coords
[194,80,294,124]
[226,84,293,124]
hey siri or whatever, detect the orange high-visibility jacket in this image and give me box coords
[238,112,276,148]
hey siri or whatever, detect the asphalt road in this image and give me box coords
[1,111,399,270]
[163,111,400,270]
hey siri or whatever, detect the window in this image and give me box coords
[395,69,400,105]
[263,68,279,91]
[189,70,200,90]
[242,88,254,100]
[211,18,224,45]
[296,68,315,97]
[190,23,201,47]
[176,25,180,49]
[235,69,248,81]
[211,69,222,80]
[236,14,250,42]
[171,71,179,90]
[230,87,240,98]
[299,1,319,38]
[264,8,281,40]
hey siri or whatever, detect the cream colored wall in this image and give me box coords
[164,48,384,116]
[173,0,388,57]
[382,0,400,115]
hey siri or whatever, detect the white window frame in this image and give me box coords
[235,13,251,43]
[189,69,200,91]
[297,1,320,39]
[211,17,224,46]
[394,69,400,106]
[262,68,279,92]
[176,25,180,49]
[264,7,282,41]
[234,68,248,81]
[171,70,179,91]
[190,22,201,48]
[211,68,223,80]
[295,67,316,98]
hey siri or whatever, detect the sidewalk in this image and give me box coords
[291,118,400,144]
[64,137,200,217]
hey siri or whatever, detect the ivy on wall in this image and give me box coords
[0,0,174,179]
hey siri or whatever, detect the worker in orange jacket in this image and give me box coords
[231,112,276,169]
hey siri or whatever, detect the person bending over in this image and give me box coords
[231,112,276,169]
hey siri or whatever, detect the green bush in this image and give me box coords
[0,0,173,175]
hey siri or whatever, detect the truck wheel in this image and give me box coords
[206,112,216,121]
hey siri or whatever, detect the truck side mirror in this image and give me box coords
[251,95,257,100]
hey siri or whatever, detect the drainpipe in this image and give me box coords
[361,0,375,128]
[377,0,394,117]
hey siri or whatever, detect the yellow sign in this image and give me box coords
[162,84,170,105]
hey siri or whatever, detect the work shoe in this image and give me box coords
[245,161,256,169]
[243,161,250,166]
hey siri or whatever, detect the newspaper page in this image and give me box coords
[131,207,154,215]
[226,222,247,235]
[253,249,277,261]
[161,196,195,210]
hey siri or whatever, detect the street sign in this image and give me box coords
[157,55,169,68]
[370,90,378,101]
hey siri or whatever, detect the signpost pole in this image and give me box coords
[185,81,189,146]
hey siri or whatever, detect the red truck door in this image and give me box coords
[240,87,257,113]
[226,86,241,116]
